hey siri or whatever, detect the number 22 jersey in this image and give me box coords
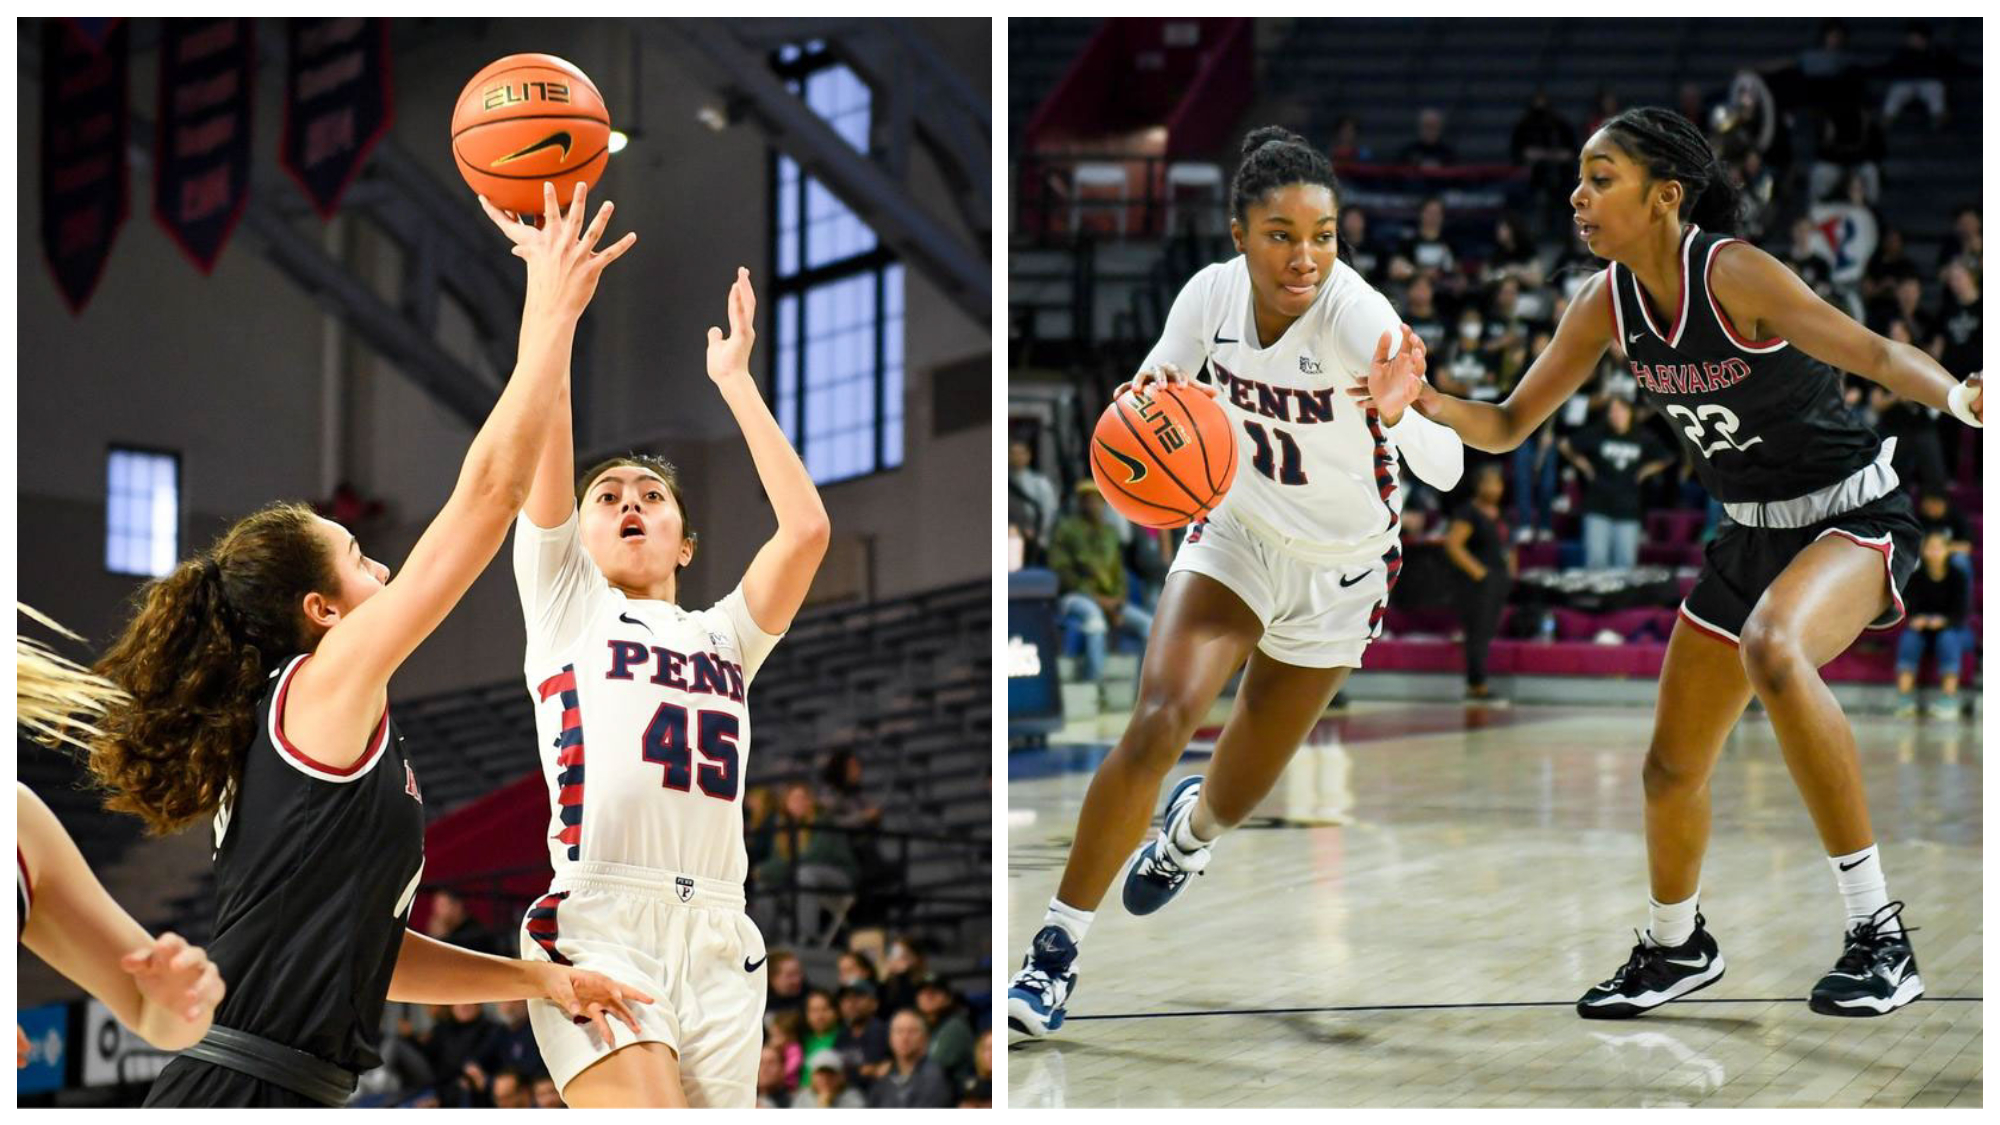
[1608,223,1879,504]
[513,512,782,885]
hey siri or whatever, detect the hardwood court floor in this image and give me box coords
[1006,704,1982,1108]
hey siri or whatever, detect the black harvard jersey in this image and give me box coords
[202,654,427,1073]
[1608,224,1879,503]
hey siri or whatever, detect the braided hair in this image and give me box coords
[1230,125,1341,225]
[1597,107,1743,235]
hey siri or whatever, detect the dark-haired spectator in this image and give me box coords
[867,1010,954,1109]
[1869,356,1948,497]
[768,1006,806,1089]
[959,1031,993,1108]
[1401,274,1449,358]
[837,949,879,988]
[759,785,860,941]
[1398,107,1456,168]
[1009,440,1060,547]
[530,1073,563,1108]
[1785,217,1836,300]
[1483,215,1540,289]
[915,976,975,1088]
[1328,114,1372,163]
[835,981,892,1081]
[1941,207,1980,266]
[1391,198,1458,287]
[1863,226,1921,309]
[757,1043,793,1109]
[1880,21,1957,128]
[792,1049,866,1108]
[425,890,498,957]
[1913,491,1975,573]
[818,750,883,834]
[767,951,808,1021]
[1732,148,1778,244]
[424,1003,506,1107]
[1052,483,1153,682]
[797,989,841,1091]
[1560,396,1675,570]
[1511,91,1576,234]
[1444,464,1514,703]
[491,1068,531,1109]
[878,936,927,1018]
[490,999,545,1083]
[1341,206,1380,281]
[1937,260,1981,379]
[1893,532,1971,719]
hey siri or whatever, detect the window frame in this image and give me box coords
[104,443,184,578]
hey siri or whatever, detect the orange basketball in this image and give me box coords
[1089,383,1237,529]
[450,54,610,215]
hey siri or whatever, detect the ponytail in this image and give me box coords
[1599,107,1742,235]
[89,502,334,835]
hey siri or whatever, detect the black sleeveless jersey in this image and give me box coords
[202,654,426,1073]
[1607,224,1879,503]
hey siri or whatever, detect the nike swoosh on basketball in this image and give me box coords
[618,612,652,634]
[1338,571,1370,588]
[1837,856,1868,871]
[491,130,574,168]
[1097,439,1149,485]
[744,955,768,973]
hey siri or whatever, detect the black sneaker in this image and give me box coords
[1809,902,1924,1017]
[1577,915,1727,1019]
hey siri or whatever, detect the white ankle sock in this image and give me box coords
[1830,844,1896,935]
[1648,891,1699,948]
[1044,898,1093,946]
[1171,796,1220,856]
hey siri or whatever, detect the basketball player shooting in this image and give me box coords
[1009,127,1465,1041]
[1362,108,1980,1020]
[507,264,830,1108]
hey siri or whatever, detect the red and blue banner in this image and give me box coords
[280,18,393,218]
[40,18,128,314]
[154,19,255,273]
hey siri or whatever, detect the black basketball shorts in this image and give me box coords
[1678,491,1922,645]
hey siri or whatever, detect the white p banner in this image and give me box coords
[80,1000,174,1087]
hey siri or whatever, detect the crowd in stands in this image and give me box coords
[1011,19,1978,708]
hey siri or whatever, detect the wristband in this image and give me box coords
[1945,381,1983,428]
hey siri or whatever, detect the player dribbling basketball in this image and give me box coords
[508,266,830,1107]
[1370,108,1981,1019]
[1008,127,1465,1040]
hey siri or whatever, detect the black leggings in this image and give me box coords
[1460,574,1511,689]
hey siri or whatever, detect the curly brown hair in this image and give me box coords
[576,453,697,549]
[88,502,338,835]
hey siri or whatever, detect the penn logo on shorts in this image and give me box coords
[676,875,695,903]
[538,664,586,861]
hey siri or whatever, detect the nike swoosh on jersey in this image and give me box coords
[1628,331,1644,344]
[1097,439,1149,485]
[1338,571,1370,588]
[744,955,768,973]
[618,612,652,634]
[1214,329,1238,345]
[491,130,574,167]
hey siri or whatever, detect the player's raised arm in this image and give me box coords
[1403,270,1617,453]
[1708,241,1981,426]
[308,182,635,739]
[706,268,831,635]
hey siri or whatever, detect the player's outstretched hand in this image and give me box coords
[1347,326,1430,423]
[539,964,655,1045]
[706,267,758,385]
[1114,362,1218,403]
[478,180,636,322]
[120,932,224,1026]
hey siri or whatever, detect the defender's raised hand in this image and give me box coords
[478,180,637,321]
[120,931,224,1025]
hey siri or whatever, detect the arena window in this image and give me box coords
[104,447,180,577]
[769,45,906,484]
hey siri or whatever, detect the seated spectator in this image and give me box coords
[1913,490,1975,571]
[530,1073,563,1108]
[745,785,778,875]
[1710,70,1776,167]
[1864,226,1921,304]
[1051,483,1153,682]
[1869,378,1948,496]
[767,1007,806,1089]
[1879,20,1956,128]
[1327,113,1371,163]
[792,1049,866,1108]
[1483,214,1540,288]
[1784,218,1837,300]
[878,936,928,1018]
[959,1030,993,1108]
[490,1068,531,1109]
[757,1043,793,1109]
[1444,464,1514,703]
[1810,100,1884,205]
[837,949,880,989]
[425,889,498,957]
[1391,197,1458,286]
[1941,206,1980,266]
[757,785,861,941]
[1559,396,1674,570]
[1894,531,1971,719]
[1937,259,1981,378]
[867,1010,954,1109]
[1732,148,1777,243]
[490,999,545,1082]
[1009,440,1060,546]
[424,1002,506,1108]
[766,951,809,1021]
[1398,107,1456,168]
[818,750,883,833]
[797,989,841,1090]
[1340,205,1380,281]
[835,981,892,1082]
[915,976,975,1088]
[1400,274,1449,356]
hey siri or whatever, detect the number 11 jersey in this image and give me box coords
[1608,224,1879,503]
[513,513,782,884]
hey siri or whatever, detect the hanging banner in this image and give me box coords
[154,19,255,273]
[280,18,392,218]
[40,18,129,315]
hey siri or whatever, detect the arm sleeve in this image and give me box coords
[1137,267,1215,380]
[1332,289,1466,491]
[511,511,608,669]
[711,585,784,685]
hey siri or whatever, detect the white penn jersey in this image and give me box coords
[1140,256,1464,559]
[514,513,781,885]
